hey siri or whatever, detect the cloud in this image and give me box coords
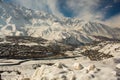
[59,0,103,21]
[114,0,120,3]
[12,0,120,25]
[12,0,105,20]
[104,14,120,28]
[105,5,113,9]
[12,0,63,17]
[46,0,63,17]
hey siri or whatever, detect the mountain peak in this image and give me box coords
[0,2,120,45]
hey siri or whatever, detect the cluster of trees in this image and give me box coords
[81,49,113,61]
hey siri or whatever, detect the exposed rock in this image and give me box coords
[32,64,41,69]
[0,74,1,80]
[21,78,30,80]
[59,74,67,80]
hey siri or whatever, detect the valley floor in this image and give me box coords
[0,56,119,80]
[0,39,120,80]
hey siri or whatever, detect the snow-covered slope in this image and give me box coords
[0,1,120,45]
[0,1,59,36]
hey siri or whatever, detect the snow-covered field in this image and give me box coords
[0,41,120,80]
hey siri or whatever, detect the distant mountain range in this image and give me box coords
[0,1,120,45]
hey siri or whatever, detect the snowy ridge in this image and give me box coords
[0,1,120,45]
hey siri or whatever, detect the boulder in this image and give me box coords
[73,63,83,70]
[116,64,120,69]
[87,64,96,71]
[54,62,64,68]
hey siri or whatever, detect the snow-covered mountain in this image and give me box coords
[0,1,120,45]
